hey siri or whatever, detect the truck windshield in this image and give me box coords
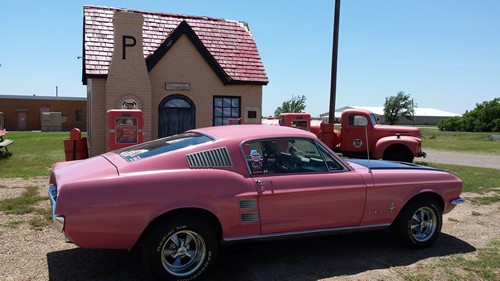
[116,132,213,162]
[370,114,378,125]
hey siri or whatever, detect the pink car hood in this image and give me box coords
[51,156,118,186]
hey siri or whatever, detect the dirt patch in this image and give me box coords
[0,177,498,281]
[0,177,49,200]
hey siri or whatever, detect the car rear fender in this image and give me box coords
[135,207,224,250]
[138,169,260,245]
[51,156,118,186]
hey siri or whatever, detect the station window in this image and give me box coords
[213,96,241,126]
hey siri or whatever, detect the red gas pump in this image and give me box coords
[106,109,144,151]
[64,128,89,161]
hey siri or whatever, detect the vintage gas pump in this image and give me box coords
[106,109,144,151]
[63,128,89,161]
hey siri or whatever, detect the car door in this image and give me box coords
[341,114,371,153]
[244,138,367,235]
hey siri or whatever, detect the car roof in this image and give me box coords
[191,125,318,143]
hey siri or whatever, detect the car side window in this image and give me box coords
[243,139,329,175]
[318,145,346,171]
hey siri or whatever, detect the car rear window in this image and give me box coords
[116,132,213,162]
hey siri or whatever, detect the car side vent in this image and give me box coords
[186,147,232,168]
[239,199,257,209]
[241,212,259,223]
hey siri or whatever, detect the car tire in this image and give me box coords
[141,215,218,281]
[393,197,442,249]
[383,146,414,163]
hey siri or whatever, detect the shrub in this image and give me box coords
[438,98,499,132]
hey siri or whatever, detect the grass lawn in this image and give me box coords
[420,127,500,154]
[0,131,74,178]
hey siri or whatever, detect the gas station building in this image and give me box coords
[82,6,268,156]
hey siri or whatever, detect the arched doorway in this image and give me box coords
[158,95,195,138]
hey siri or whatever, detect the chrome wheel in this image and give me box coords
[410,206,437,243]
[393,198,442,248]
[142,216,217,280]
[161,230,207,277]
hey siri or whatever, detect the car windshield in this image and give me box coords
[116,132,213,162]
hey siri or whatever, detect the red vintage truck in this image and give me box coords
[262,109,426,162]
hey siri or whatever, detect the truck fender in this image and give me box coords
[372,136,421,159]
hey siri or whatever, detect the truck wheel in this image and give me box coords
[142,216,218,281]
[383,146,414,162]
[393,197,442,249]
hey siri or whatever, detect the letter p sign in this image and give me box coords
[122,36,136,59]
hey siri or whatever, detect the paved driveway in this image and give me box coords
[420,149,500,169]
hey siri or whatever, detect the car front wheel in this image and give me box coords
[383,146,414,163]
[394,197,442,248]
[142,216,218,281]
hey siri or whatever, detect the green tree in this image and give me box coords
[383,91,415,125]
[438,97,499,132]
[274,95,307,117]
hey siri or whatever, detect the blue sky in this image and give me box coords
[1,0,499,117]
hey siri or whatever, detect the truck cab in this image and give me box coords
[263,113,312,131]
[338,109,425,162]
[268,109,425,163]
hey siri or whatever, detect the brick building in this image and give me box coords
[0,95,87,131]
[83,6,268,156]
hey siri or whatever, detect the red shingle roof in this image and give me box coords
[83,6,268,85]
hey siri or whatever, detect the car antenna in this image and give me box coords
[364,120,372,174]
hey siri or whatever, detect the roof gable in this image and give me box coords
[146,20,232,84]
[83,6,268,85]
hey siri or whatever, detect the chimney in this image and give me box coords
[105,11,152,142]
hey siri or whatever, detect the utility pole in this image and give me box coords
[412,98,415,127]
[329,0,341,123]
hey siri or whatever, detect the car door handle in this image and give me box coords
[256,180,265,192]
[256,179,272,186]
[256,180,273,194]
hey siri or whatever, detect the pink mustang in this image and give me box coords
[49,125,463,280]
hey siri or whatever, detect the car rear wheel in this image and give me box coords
[142,216,218,281]
[394,197,442,248]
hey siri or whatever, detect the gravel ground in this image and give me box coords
[0,184,497,281]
